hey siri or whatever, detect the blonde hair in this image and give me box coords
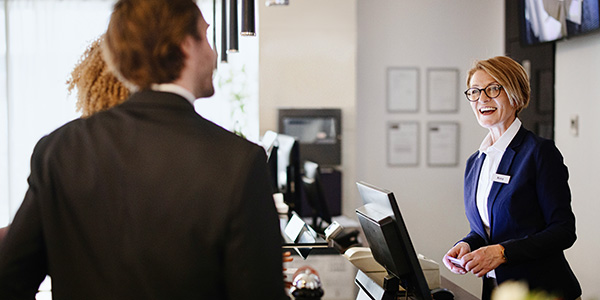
[67,36,130,117]
[466,56,530,116]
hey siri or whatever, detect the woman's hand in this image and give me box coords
[443,242,471,275]
[461,244,506,277]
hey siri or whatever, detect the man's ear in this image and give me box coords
[180,35,195,58]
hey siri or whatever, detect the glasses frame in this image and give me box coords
[464,84,503,102]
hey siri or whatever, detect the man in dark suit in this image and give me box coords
[0,0,286,299]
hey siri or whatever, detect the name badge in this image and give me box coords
[493,174,511,184]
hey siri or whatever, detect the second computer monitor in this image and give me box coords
[355,181,431,300]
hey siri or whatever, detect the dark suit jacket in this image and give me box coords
[461,126,581,300]
[0,90,286,300]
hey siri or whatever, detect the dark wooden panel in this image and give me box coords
[505,0,556,140]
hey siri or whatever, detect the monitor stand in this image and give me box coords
[355,270,398,300]
[354,270,454,300]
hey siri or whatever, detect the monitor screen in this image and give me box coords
[261,131,279,192]
[301,161,332,233]
[521,0,600,45]
[282,117,338,144]
[355,181,431,300]
[275,134,296,191]
[278,108,341,166]
[262,132,302,215]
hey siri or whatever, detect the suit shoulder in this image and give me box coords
[199,116,266,156]
[465,151,480,165]
[32,118,85,151]
[517,128,564,162]
[198,118,261,147]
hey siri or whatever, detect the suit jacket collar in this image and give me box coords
[125,89,196,111]
[151,83,196,105]
[465,151,488,242]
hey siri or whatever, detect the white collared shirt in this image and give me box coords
[476,117,521,278]
[151,83,196,105]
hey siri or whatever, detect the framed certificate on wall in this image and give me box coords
[427,122,459,166]
[427,68,459,113]
[387,67,419,113]
[387,121,419,166]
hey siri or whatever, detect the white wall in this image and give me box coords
[258,0,358,217]
[356,0,504,296]
[555,32,600,300]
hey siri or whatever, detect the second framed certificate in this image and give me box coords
[387,67,419,113]
[427,68,459,113]
[387,121,419,166]
[427,122,459,167]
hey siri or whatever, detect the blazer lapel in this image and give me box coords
[487,126,527,239]
[465,152,488,242]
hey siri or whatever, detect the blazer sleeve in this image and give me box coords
[0,137,50,299]
[222,146,286,300]
[500,139,577,264]
[461,230,487,251]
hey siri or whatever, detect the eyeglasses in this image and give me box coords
[464,84,503,102]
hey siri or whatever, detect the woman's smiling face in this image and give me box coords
[469,70,517,135]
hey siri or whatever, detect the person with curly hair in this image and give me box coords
[66,35,130,117]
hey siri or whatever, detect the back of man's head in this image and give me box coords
[104,0,201,89]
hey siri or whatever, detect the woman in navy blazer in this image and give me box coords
[443,56,581,300]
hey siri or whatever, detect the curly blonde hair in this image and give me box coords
[67,36,130,117]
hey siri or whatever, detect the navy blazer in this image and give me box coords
[461,126,581,300]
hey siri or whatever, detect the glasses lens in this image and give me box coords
[466,88,480,101]
[485,85,501,98]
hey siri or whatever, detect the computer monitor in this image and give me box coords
[260,132,302,216]
[278,108,342,166]
[301,161,332,233]
[355,181,431,300]
[261,131,279,192]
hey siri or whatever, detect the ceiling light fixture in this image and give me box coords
[228,0,239,52]
[241,0,256,36]
[221,0,228,62]
[265,0,289,6]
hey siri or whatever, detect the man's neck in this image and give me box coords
[150,83,196,104]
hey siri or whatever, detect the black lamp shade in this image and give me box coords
[241,0,255,36]
[228,0,239,52]
[221,0,228,62]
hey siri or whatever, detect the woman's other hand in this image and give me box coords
[443,242,471,274]
[462,244,506,277]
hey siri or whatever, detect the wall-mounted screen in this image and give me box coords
[521,0,600,45]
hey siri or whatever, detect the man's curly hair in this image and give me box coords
[67,36,130,117]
